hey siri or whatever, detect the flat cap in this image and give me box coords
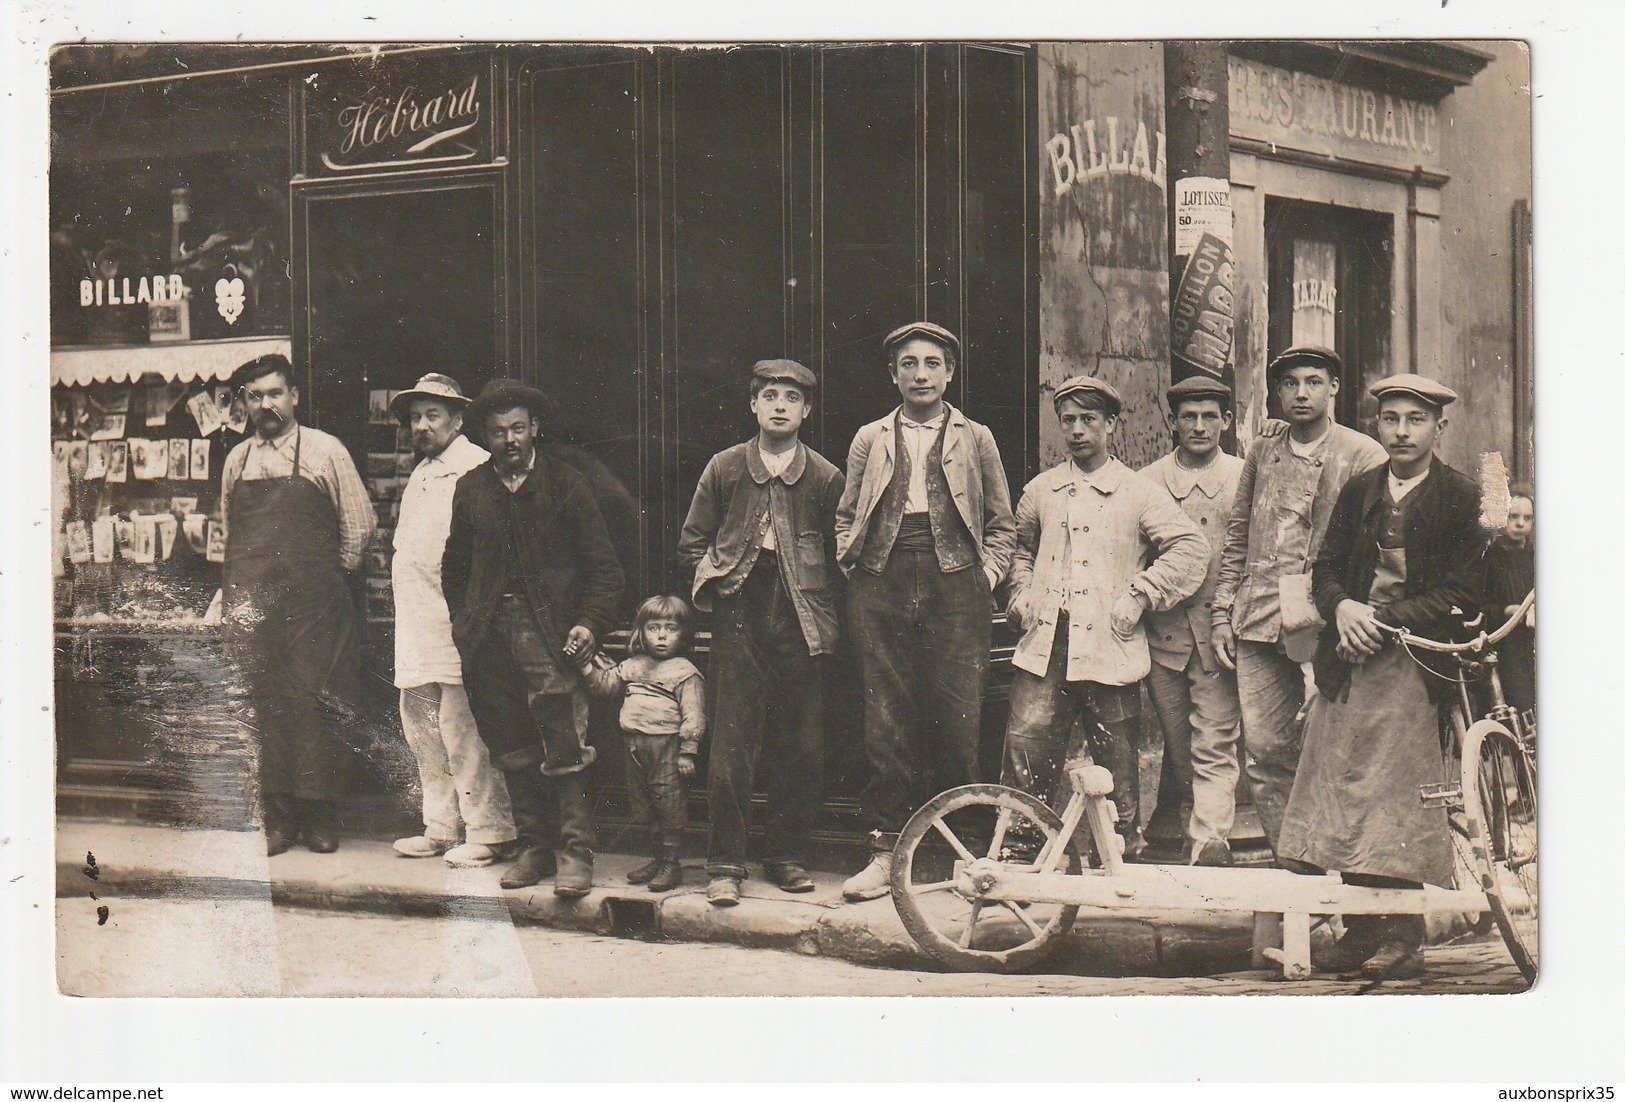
[883,321,960,359]
[1368,372,1459,408]
[751,358,817,391]
[1267,345,1344,381]
[390,372,471,420]
[1166,375,1233,408]
[1052,374,1123,415]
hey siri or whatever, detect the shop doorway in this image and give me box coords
[1265,198,1394,430]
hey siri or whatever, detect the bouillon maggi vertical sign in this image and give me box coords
[301,51,495,177]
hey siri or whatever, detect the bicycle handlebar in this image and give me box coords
[1374,590,1534,654]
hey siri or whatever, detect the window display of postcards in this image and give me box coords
[358,398,414,623]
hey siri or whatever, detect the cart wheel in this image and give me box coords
[890,784,1080,973]
[1461,720,1538,983]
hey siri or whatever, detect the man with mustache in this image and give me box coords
[442,378,626,895]
[387,373,518,868]
[219,353,375,855]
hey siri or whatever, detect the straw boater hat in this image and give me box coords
[389,373,472,421]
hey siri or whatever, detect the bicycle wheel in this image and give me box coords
[1461,720,1538,983]
[890,784,1080,973]
[1442,708,1494,931]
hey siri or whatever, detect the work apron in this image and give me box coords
[1276,540,1453,888]
[223,429,359,802]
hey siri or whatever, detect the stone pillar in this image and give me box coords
[1036,43,1171,471]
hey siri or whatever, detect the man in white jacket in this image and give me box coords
[1001,375,1209,855]
[389,373,517,867]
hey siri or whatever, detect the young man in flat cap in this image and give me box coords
[1278,373,1487,979]
[220,353,375,855]
[835,322,1017,901]
[443,378,626,896]
[1137,376,1246,865]
[678,360,844,906]
[1000,375,1209,855]
[388,373,517,868]
[1210,346,1387,855]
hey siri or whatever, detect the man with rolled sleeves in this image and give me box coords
[387,373,517,868]
[1210,346,1387,854]
[220,353,375,855]
[442,378,626,896]
[1279,373,1487,978]
[835,322,1017,901]
[1000,375,1209,855]
[1137,376,1245,865]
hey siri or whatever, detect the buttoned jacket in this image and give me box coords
[1138,449,1244,673]
[1212,422,1386,643]
[677,439,845,656]
[834,404,1017,586]
[1007,458,1209,686]
[442,450,626,657]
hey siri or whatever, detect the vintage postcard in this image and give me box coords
[42,35,1537,1012]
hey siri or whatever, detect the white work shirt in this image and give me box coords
[392,434,489,688]
[758,443,795,551]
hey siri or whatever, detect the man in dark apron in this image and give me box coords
[1278,373,1488,979]
[220,354,376,855]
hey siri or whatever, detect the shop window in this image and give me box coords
[1265,198,1394,429]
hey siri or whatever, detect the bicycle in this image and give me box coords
[1380,589,1537,983]
[886,592,1535,982]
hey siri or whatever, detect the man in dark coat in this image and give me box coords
[443,379,626,895]
[1276,373,1488,980]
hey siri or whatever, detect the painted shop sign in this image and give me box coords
[1229,57,1442,172]
[1045,115,1167,197]
[301,52,494,176]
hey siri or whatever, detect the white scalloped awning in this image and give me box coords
[51,337,293,388]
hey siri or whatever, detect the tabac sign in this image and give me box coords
[300,51,497,177]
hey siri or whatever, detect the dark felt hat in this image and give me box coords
[465,377,551,428]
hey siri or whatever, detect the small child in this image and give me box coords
[1483,485,1535,714]
[580,595,706,892]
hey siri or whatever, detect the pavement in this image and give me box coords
[54,816,1518,982]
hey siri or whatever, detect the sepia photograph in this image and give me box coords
[37,34,1542,1004]
[11,2,1625,1087]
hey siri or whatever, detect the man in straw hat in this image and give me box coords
[1277,373,1488,980]
[387,373,518,869]
[443,378,626,896]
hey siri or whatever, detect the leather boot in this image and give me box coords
[1094,719,1142,855]
[298,798,340,853]
[551,773,596,898]
[500,846,558,890]
[262,794,297,856]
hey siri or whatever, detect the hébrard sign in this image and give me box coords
[300,51,495,177]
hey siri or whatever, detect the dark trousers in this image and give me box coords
[848,550,991,837]
[625,732,687,854]
[706,557,826,877]
[460,597,595,860]
[1285,859,1426,952]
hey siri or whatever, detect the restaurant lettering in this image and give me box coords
[1230,58,1437,158]
[1046,116,1167,197]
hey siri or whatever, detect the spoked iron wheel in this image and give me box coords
[1461,720,1538,983]
[889,784,1080,973]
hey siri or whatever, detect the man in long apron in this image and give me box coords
[220,353,376,855]
[1277,373,1488,979]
